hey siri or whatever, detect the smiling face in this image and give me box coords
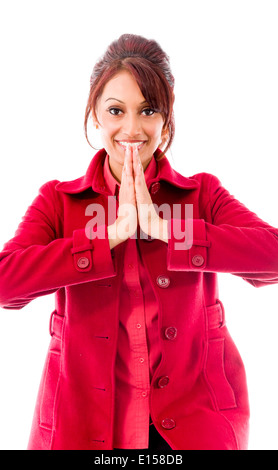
[93,70,165,182]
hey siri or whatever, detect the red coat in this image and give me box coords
[0,148,278,450]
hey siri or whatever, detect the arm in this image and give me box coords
[167,173,278,286]
[0,180,116,309]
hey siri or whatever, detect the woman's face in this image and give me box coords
[94,70,165,182]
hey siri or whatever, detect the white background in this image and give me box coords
[0,0,277,450]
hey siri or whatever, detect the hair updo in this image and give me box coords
[84,34,175,158]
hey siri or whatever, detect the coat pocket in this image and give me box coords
[39,311,64,430]
[39,350,61,430]
[204,337,237,410]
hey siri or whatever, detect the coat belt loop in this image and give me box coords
[49,310,64,339]
[206,300,225,329]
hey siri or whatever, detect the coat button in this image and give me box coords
[151,182,160,194]
[156,275,170,288]
[192,254,205,267]
[157,376,170,388]
[77,256,90,269]
[164,327,177,340]
[161,418,176,430]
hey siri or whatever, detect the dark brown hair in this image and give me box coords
[84,34,175,158]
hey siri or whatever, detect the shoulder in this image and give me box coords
[190,172,222,188]
[171,169,223,195]
[37,179,62,199]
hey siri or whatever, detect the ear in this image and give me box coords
[91,110,99,129]
[160,127,169,147]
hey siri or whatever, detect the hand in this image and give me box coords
[108,145,138,248]
[108,145,168,249]
[132,146,167,241]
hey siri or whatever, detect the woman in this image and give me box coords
[0,33,277,451]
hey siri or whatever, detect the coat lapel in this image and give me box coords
[55,148,199,195]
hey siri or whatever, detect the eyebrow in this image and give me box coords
[105,98,148,105]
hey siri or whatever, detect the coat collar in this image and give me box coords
[55,148,199,194]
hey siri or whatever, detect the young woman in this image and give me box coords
[0,33,277,451]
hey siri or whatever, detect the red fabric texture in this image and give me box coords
[0,148,278,450]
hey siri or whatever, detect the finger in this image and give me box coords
[132,146,143,178]
[120,145,136,202]
[124,144,134,177]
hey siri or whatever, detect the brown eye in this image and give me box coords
[108,107,123,116]
[142,108,155,116]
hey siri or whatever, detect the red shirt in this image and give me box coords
[103,154,161,449]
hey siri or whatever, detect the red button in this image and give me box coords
[164,327,177,340]
[192,254,204,267]
[157,376,170,388]
[151,182,160,194]
[161,418,176,430]
[77,256,90,269]
[156,275,170,288]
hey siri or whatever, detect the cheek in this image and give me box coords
[100,122,118,144]
[150,126,164,144]
[98,110,117,135]
[149,118,164,139]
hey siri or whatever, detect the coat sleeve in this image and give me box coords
[166,173,278,287]
[0,181,116,309]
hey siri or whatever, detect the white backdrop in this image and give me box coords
[0,0,277,450]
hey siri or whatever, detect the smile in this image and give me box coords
[116,141,146,151]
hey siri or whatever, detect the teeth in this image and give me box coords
[118,141,144,148]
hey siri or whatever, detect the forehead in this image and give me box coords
[100,70,145,103]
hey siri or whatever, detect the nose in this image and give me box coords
[122,112,142,137]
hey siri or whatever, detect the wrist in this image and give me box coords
[108,221,123,249]
[108,215,136,249]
